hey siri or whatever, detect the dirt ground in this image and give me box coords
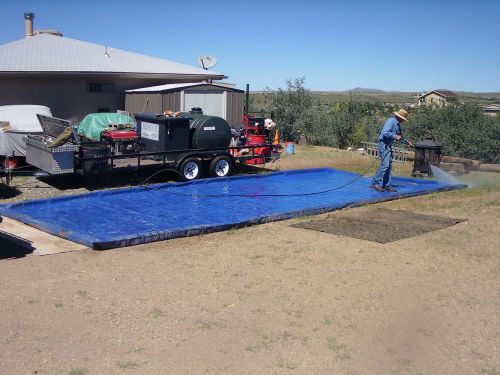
[1,146,499,375]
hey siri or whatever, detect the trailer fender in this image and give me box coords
[173,152,199,170]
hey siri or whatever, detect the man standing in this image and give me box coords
[370,109,413,192]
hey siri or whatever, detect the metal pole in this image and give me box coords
[245,83,250,117]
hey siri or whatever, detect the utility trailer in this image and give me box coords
[1,114,280,185]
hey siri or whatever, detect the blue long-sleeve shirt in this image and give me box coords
[377,116,407,146]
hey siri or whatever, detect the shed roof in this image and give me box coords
[0,33,225,80]
[126,82,244,93]
[419,90,458,99]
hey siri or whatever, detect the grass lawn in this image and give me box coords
[0,145,498,375]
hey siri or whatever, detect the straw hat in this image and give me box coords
[394,109,408,122]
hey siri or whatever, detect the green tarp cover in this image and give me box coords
[77,113,135,141]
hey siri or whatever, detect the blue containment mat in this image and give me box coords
[0,168,466,250]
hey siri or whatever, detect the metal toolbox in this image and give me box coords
[24,115,79,175]
[25,136,78,174]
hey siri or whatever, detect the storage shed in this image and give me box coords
[125,82,245,127]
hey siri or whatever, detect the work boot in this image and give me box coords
[384,186,397,192]
[370,185,384,192]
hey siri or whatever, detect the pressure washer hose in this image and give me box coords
[139,150,390,198]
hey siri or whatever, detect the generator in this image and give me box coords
[100,129,140,155]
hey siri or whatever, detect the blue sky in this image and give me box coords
[1,0,499,92]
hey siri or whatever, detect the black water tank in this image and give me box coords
[185,109,231,149]
[134,113,190,160]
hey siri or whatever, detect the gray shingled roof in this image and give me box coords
[0,33,225,79]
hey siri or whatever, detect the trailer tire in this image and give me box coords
[179,157,202,181]
[208,155,233,178]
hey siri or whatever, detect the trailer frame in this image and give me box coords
[1,144,280,185]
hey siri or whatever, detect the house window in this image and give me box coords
[88,82,115,93]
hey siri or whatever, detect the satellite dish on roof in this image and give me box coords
[197,55,217,70]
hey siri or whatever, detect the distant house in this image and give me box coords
[419,90,458,106]
[483,103,500,116]
[0,13,226,120]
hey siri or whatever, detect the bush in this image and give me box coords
[295,106,338,147]
[266,78,499,162]
[329,103,381,149]
[406,103,500,163]
[267,77,312,142]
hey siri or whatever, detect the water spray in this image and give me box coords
[430,164,462,185]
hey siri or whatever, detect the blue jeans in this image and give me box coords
[371,142,393,187]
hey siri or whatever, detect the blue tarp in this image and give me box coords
[0,168,466,250]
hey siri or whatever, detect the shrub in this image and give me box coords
[267,77,312,142]
[329,103,378,149]
[295,106,338,147]
[406,103,500,162]
[266,78,499,162]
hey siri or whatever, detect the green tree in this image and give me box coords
[267,77,312,142]
[264,78,499,161]
[295,106,338,147]
[406,103,500,162]
[329,102,371,149]
[352,117,371,147]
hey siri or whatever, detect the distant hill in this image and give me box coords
[455,91,500,100]
[345,87,388,94]
[249,89,500,113]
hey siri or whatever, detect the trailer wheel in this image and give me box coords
[179,157,201,181]
[209,155,233,177]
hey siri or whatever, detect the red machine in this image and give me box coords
[239,114,276,164]
[100,129,140,155]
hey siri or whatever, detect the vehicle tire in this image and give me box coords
[179,157,202,181]
[208,155,233,177]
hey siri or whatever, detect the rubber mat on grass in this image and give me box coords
[292,208,466,243]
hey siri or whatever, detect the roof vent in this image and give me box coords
[23,12,63,37]
[24,12,34,37]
